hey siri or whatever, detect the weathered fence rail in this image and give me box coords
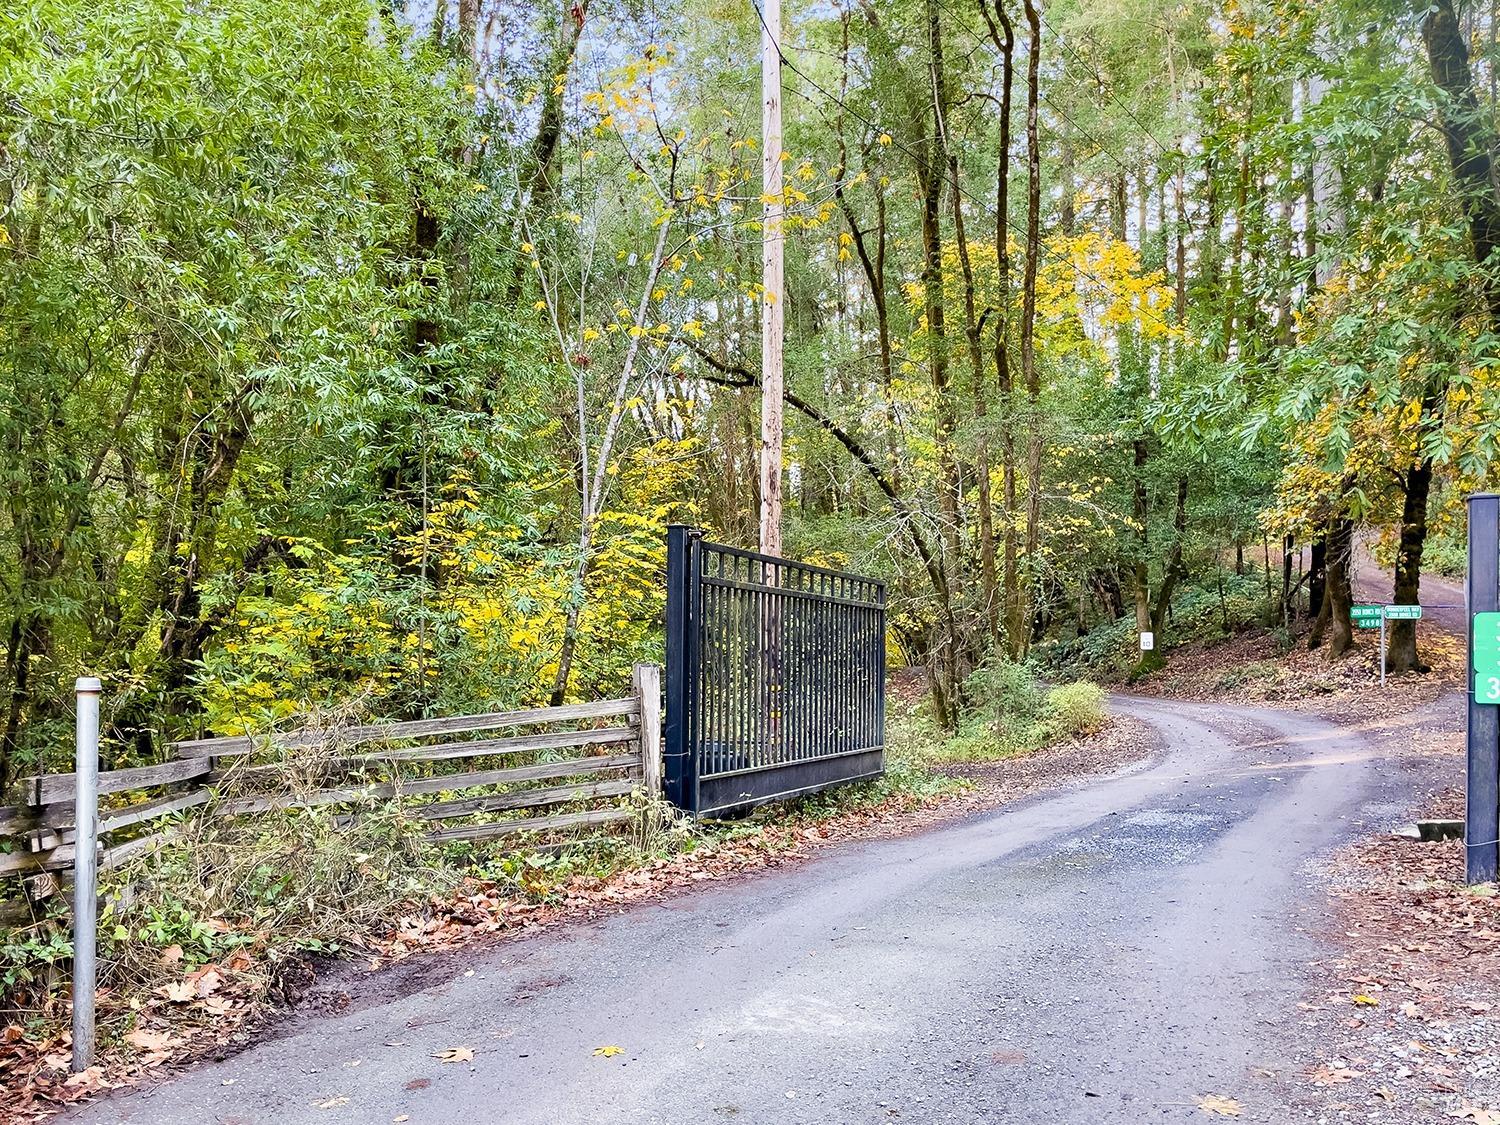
[0,663,663,886]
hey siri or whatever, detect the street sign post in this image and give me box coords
[1467,494,1500,884]
[1379,604,1423,687]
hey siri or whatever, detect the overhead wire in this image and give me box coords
[1033,10,1176,161]
[747,0,1181,337]
[929,0,1163,190]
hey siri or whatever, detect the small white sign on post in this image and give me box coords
[1139,631,1155,652]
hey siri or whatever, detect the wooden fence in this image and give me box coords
[0,663,663,896]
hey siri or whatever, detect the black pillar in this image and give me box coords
[1467,493,1499,883]
[663,524,700,812]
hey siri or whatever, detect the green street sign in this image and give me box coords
[1352,604,1383,629]
[1384,604,1422,620]
[1475,618,1500,654]
[1474,612,1500,704]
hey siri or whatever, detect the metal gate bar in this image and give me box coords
[663,525,886,816]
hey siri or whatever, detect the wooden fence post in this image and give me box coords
[634,663,662,797]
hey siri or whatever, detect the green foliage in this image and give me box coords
[0,923,72,992]
[930,661,1106,762]
[1038,571,1268,682]
[1374,521,1467,580]
[1423,535,1468,580]
[106,800,446,971]
[1046,682,1109,737]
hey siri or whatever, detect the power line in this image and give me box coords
[748,0,1180,338]
[928,0,1163,190]
[1034,10,1175,161]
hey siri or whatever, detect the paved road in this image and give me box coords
[66,696,1411,1125]
[1354,545,1467,635]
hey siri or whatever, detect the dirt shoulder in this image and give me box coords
[1128,620,1464,721]
[1281,697,1500,1125]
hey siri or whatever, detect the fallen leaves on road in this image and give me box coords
[122,1028,179,1055]
[433,1046,474,1063]
[592,1045,624,1058]
[0,950,263,1125]
[1307,1064,1361,1086]
[1197,1093,1244,1117]
[313,1095,350,1109]
[1450,1105,1500,1124]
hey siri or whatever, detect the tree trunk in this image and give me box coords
[1326,518,1356,659]
[1020,0,1043,656]
[1425,0,1500,330]
[1174,165,1188,325]
[950,156,998,640]
[913,0,962,711]
[1308,535,1327,620]
[834,16,900,492]
[920,0,959,570]
[1387,458,1435,674]
[507,3,589,304]
[1130,438,1152,636]
[1222,66,1253,356]
[1059,133,1076,237]
[1149,477,1189,637]
[981,0,1021,659]
[1109,172,1127,242]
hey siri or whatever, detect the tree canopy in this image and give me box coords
[3,0,1498,780]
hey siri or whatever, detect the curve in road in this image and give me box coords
[67,696,1403,1125]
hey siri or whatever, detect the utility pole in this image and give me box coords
[758,0,784,558]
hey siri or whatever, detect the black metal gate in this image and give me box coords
[663,525,886,816]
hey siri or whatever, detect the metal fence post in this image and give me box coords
[72,676,101,1072]
[1467,494,1500,884]
[663,525,695,811]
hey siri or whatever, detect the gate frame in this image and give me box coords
[663,524,703,812]
[663,524,885,817]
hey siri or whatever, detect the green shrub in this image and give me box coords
[1043,681,1106,737]
[1424,535,1467,578]
[920,660,1107,763]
